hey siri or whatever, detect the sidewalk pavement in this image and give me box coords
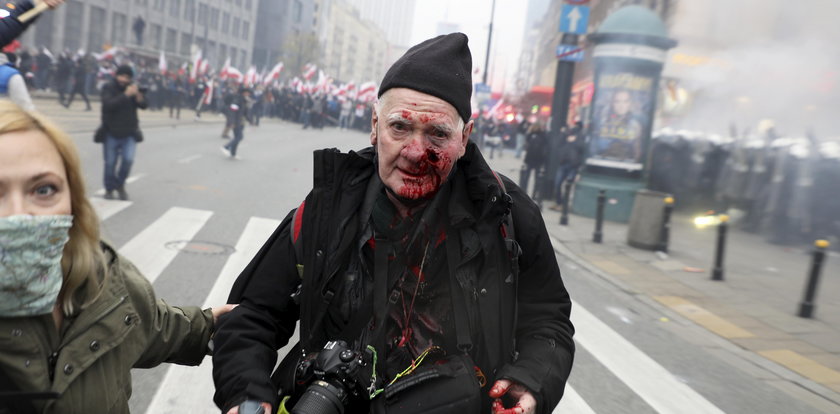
[486,149,840,410]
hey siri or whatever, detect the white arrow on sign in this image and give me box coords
[568,7,582,33]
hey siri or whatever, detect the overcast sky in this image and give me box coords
[411,0,528,91]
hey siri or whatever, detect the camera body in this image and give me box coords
[138,86,149,94]
[291,340,369,414]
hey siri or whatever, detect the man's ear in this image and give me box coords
[370,109,378,146]
[462,120,474,146]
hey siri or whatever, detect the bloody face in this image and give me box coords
[371,88,472,201]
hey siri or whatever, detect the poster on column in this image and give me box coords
[587,70,656,171]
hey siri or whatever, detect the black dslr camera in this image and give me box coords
[291,340,370,414]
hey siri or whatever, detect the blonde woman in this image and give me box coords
[0,101,233,413]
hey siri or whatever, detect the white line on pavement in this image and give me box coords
[554,384,597,414]
[571,299,726,414]
[144,217,282,414]
[88,197,132,221]
[118,207,213,284]
[177,154,203,164]
[93,173,147,196]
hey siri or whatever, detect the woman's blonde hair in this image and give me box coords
[0,101,106,315]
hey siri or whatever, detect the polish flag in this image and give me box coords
[158,50,167,74]
[302,63,317,81]
[356,81,377,102]
[177,62,188,77]
[244,66,257,86]
[189,49,203,82]
[264,62,284,85]
[203,81,214,105]
[225,66,244,82]
[218,57,231,79]
[94,46,121,61]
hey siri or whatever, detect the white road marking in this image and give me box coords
[571,299,726,414]
[554,384,597,414]
[118,207,213,284]
[89,197,132,221]
[177,154,203,164]
[144,217,282,414]
[93,173,147,196]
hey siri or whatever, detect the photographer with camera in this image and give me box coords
[212,33,575,414]
[98,64,147,201]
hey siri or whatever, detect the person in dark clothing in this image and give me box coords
[212,33,574,414]
[520,123,548,197]
[551,122,586,211]
[0,0,65,48]
[63,57,91,110]
[99,64,147,201]
[220,87,251,159]
[54,53,72,105]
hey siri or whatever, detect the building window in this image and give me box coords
[153,0,166,12]
[210,8,219,29]
[112,12,127,45]
[151,24,162,49]
[230,48,238,67]
[221,13,230,33]
[198,3,208,26]
[179,31,190,55]
[63,2,83,52]
[242,21,249,40]
[219,44,227,64]
[88,6,106,51]
[245,0,252,10]
[167,28,178,53]
[170,0,180,18]
[184,0,195,21]
[293,0,302,23]
[232,17,240,37]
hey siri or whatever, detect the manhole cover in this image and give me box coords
[164,240,236,256]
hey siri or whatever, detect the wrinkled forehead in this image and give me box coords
[378,88,461,126]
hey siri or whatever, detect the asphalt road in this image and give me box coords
[45,104,836,413]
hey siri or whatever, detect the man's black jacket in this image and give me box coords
[212,141,575,413]
[100,79,148,138]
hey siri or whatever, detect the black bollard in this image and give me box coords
[560,180,572,225]
[657,196,675,252]
[593,190,606,243]
[798,240,830,318]
[711,214,729,281]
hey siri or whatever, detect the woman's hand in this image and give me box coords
[489,379,537,414]
[211,304,237,324]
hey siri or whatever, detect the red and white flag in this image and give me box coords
[94,46,121,61]
[244,66,257,86]
[225,66,244,82]
[302,63,317,81]
[189,49,203,82]
[203,81,214,105]
[357,81,377,102]
[178,62,188,77]
[264,62,284,85]
[158,51,167,74]
[218,57,231,79]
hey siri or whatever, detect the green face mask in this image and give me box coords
[0,215,73,317]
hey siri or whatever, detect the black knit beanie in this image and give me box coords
[116,65,134,77]
[378,33,473,122]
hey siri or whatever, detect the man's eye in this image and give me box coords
[392,123,408,132]
[34,184,58,197]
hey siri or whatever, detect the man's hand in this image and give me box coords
[124,84,139,97]
[211,304,237,324]
[489,379,537,414]
[224,401,272,414]
[36,0,65,9]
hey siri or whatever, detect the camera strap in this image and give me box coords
[444,227,473,354]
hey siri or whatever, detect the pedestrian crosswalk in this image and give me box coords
[88,196,731,414]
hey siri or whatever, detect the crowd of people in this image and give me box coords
[3,5,577,411]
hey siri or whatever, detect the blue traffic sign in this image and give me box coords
[556,45,584,62]
[559,4,590,35]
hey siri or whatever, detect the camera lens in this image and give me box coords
[291,380,346,414]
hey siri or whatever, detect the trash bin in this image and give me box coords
[627,189,671,250]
